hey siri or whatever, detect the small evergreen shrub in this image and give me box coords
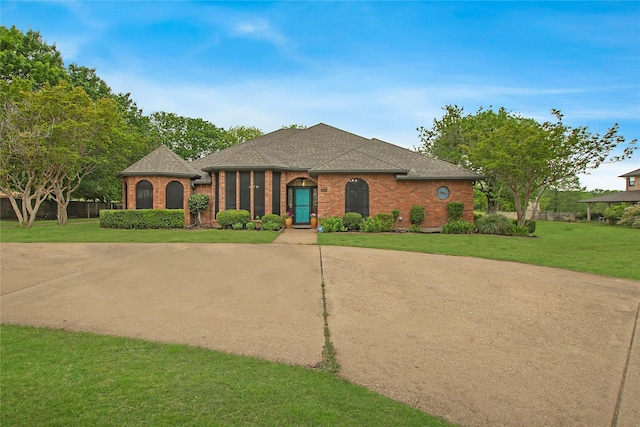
[188,194,210,226]
[447,202,465,221]
[374,213,395,232]
[343,212,364,231]
[245,221,256,230]
[618,205,640,229]
[525,220,536,235]
[261,214,283,231]
[474,214,511,235]
[409,224,422,233]
[322,216,346,232]
[509,224,530,236]
[362,216,380,233]
[232,222,244,230]
[603,204,626,225]
[216,209,251,229]
[391,209,400,222]
[410,205,425,226]
[441,219,470,234]
[100,209,185,229]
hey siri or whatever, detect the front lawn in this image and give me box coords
[0,325,451,427]
[318,221,640,281]
[0,219,279,244]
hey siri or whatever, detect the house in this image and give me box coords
[119,123,482,228]
[579,167,640,220]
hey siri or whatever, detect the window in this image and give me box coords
[214,172,220,215]
[166,181,184,209]
[345,178,369,217]
[225,171,236,210]
[123,182,128,209]
[272,172,281,215]
[629,176,636,187]
[254,171,265,218]
[135,180,153,209]
[240,171,251,211]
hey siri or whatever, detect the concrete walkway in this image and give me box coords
[1,235,639,427]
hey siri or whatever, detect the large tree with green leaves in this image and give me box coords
[149,112,227,161]
[222,125,263,146]
[418,106,636,226]
[0,80,126,226]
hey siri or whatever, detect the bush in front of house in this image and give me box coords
[362,216,380,233]
[410,205,425,227]
[260,214,283,231]
[618,205,640,228]
[100,209,185,229]
[321,216,346,232]
[603,204,626,225]
[441,219,471,234]
[447,202,465,221]
[474,213,511,235]
[216,209,251,229]
[245,221,256,230]
[373,213,395,232]
[343,212,364,231]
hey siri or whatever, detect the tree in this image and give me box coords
[418,106,637,226]
[222,125,263,146]
[0,81,125,226]
[281,124,307,129]
[149,112,227,161]
[0,25,66,88]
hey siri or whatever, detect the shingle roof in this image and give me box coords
[579,191,640,203]
[196,123,482,180]
[119,145,203,178]
[620,168,640,177]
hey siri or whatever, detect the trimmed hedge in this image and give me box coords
[100,209,185,229]
[216,209,251,229]
[261,213,283,231]
[373,213,395,232]
[343,212,364,231]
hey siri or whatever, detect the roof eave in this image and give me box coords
[395,174,485,181]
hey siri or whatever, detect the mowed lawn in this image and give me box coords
[1,218,638,425]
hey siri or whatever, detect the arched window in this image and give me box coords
[166,181,184,209]
[136,180,153,209]
[345,178,369,217]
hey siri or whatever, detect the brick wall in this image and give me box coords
[316,173,475,228]
[122,175,194,226]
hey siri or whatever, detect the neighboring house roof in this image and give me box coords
[194,123,482,180]
[119,145,203,178]
[579,191,640,204]
[620,168,640,177]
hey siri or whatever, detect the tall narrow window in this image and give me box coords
[629,176,636,187]
[240,171,251,211]
[225,171,236,210]
[254,171,265,218]
[123,182,128,209]
[272,172,281,215]
[345,178,369,217]
[166,181,184,209]
[214,172,220,215]
[136,180,153,209]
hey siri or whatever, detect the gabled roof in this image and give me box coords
[119,145,203,178]
[620,168,640,177]
[195,123,482,180]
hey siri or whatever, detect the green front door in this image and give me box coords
[294,188,311,224]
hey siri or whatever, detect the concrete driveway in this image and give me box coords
[1,238,639,427]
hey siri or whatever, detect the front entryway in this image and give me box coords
[294,188,312,224]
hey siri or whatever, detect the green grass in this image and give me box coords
[0,219,279,244]
[318,221,640,281]
[0,324,451,426]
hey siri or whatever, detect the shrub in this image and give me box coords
[410,205,425,226]
[343,212,364,231]
[619,205,640,229]
[245,222,256,230]
[509,224,530,236]
[409,224,422,233]
[441,219,470,234]
[322,216,346,232]
[525,220,536,235]
[100,209,185,229]
[474,214,511,235]
[447,202,465,221]
[232,222,244,230]
[374,213,395,232]
[188,194,210,226]
[362,216,380,233]
[603,205,626,225]
[260,213,283,231]
[216,209,251,229]
[391,209,400,221]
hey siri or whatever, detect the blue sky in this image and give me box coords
[3,1,639,190]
